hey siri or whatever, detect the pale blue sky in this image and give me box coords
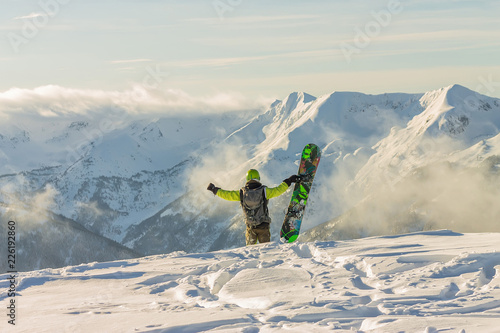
[1,0,500,102]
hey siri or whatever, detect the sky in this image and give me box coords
[1,0,500,109]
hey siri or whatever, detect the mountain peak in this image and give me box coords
[431,83,499,115]
[269,91,317,120]
[419,84,481,113]
[435,84,489,109]
[444,84,477,101]
[283,91,316,106]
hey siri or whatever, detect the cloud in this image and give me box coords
[75,201,105,220]
[185,14,322,25]
[163,49,335,69]
[13,12,45,20]
[0,84,271,119]
[319,131,500,239]
[184,139,251,218]
[339,160,500,236]
[0,174,58,227]
[110,59,153,64]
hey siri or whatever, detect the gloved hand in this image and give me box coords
[207,183,220,195]
[283,175,301,186]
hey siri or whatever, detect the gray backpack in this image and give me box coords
[239,185,271,227]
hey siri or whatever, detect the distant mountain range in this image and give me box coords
[2,84,500,272]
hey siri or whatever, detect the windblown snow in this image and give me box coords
[1,231,500,332]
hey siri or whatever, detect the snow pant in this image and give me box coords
[246,222,271,245]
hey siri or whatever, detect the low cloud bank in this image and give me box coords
[320,152,500,239]
[0,84,271,119]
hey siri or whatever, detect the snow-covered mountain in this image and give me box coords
[302,85,500,242]
[2,84,500,272]
[0,110,257,271]
[355,84,500,188]
[2,231,500,332]
[0,202,140,273]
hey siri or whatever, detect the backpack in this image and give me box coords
[239,185,271,227]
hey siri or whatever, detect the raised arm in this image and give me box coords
[207,183,240,201]
[265,175,300,199]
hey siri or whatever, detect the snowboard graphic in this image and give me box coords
[280,143,321,243]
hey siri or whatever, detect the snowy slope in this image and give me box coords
[2,231,500,332]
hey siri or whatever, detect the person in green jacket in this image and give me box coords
[207,169,300,245]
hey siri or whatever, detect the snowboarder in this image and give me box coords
[207,169,300,245]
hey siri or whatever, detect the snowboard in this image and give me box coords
[280,143,321,243]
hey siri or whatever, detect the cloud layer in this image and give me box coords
[0,85,271,119]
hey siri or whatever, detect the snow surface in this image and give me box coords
[2,230,500,332]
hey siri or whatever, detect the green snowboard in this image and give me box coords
[280,143,321,243]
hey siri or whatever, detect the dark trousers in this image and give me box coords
[245,223,271,245]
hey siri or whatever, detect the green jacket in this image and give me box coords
[216,181,289,201]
